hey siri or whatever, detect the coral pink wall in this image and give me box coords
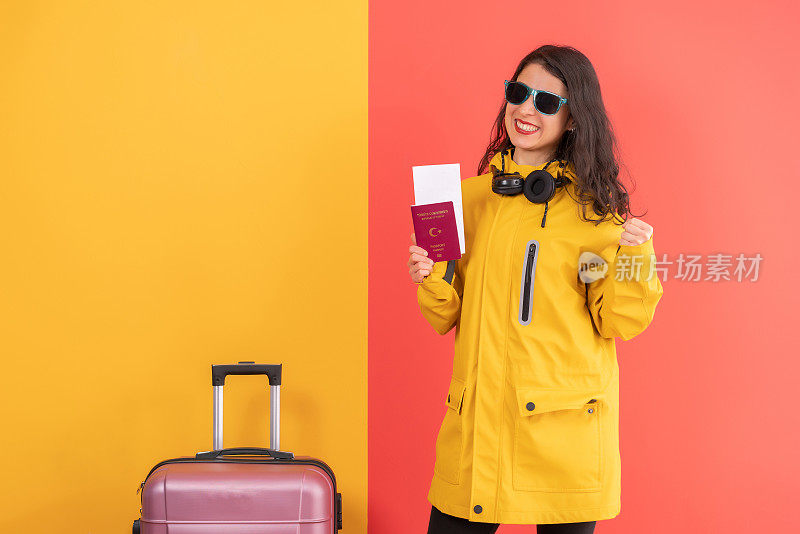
[369,1,799,532]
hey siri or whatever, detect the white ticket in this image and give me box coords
[412,163,465,254]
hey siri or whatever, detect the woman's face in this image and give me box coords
[504,62,575,166]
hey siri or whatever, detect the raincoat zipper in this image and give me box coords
[518,239,539,325]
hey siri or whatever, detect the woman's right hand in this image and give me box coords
[409,232,435,284]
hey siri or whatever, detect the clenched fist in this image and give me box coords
[620,217,654,246]
[408,232,435,284]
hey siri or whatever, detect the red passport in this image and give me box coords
[410,201,462,262]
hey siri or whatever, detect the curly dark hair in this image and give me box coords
[477,44,645,225]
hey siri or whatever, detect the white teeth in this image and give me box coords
[515,119,539,132]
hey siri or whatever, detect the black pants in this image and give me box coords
[426,505,596,534]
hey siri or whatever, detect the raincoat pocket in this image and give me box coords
[433,375,466,485]
[512,386,603,492]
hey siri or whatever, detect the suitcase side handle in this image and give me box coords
[196,447,294,460]
[212,362,282,386]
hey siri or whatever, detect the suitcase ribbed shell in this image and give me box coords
[140,459,336,533]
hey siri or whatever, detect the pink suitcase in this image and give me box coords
[133,362,342,533]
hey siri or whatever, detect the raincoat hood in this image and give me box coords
[487,149,580,228]
[417,153,664,524]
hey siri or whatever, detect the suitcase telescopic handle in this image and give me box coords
[212,362,283,452]
[212,362,282,386]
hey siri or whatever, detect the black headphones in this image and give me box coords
[490,147,571,204]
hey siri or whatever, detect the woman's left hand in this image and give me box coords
[620,217,654,246]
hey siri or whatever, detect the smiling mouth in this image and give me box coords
[514,119,540,134]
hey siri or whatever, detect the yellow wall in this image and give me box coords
[0,2,366,532]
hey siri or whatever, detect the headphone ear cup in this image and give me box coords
[523,169,555,204]
[491,171,524,196]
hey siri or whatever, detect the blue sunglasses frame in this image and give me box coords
[504,80,568,115]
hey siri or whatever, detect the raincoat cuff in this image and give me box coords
[618,234,655,257]
[416,260,461,335]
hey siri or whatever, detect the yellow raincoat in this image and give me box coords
[418,151,664,524]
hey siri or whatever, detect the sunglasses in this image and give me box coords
[504,80,568,115]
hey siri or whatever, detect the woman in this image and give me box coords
[407,45,665,533]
